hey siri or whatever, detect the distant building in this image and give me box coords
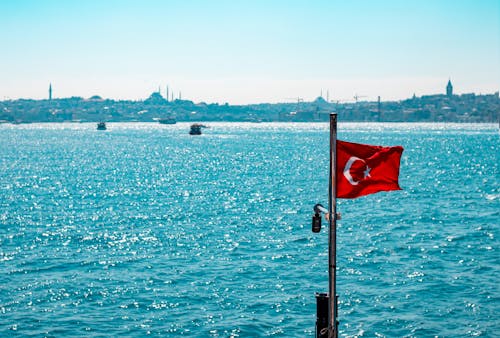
[446,79,453,97]
[49,83,52,100]
[145,91,167,104]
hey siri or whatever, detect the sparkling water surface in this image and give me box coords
[0,122,498,337]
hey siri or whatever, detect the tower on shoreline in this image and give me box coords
[49,83,52,100]
[446,79,453,97]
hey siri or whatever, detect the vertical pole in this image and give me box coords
[328,113,338,338]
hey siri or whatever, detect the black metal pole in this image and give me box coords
[328,113,338,338]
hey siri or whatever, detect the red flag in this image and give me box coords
[336,140,403,199]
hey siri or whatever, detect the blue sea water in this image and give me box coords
[0,122,498,337]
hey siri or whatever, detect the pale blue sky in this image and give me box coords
[1,0,499,103]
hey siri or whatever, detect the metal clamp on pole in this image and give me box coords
[312,203,328,233]
[312,204,341,233]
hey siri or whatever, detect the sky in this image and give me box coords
[1,0,499,104]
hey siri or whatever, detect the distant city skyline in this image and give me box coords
[1,0,499,104]
[27,78,498,104]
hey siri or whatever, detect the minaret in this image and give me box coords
[49,83,52,100]
[446,79,453,97]
[166,86,169,102]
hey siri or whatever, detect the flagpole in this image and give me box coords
[328,113,338,338]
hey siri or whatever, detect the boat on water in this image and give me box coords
[97,122,107,130]
[158,117,176,125]
[189,124,207,135]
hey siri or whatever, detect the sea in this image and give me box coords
[0,122,498,337]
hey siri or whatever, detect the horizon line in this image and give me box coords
[2,89,499,105]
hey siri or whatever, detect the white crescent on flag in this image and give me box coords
[343,156,371,186]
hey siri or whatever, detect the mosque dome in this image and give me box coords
[145,92,167,103]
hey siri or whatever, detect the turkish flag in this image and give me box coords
[336,140,404,198]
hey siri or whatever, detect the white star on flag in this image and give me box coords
[363,166,371,179]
